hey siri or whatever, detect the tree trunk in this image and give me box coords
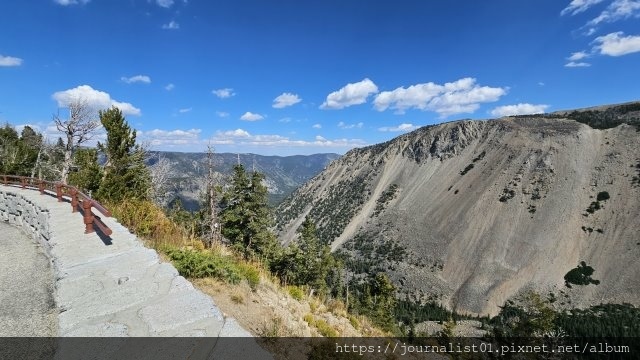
[60,136,73,184]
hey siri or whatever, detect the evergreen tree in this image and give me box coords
[96,107,150,202]
[219,164,277,260]
[67,148,102,195]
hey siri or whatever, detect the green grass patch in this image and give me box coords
[162,247,260,288]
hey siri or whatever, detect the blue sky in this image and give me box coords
[1,0,639,155]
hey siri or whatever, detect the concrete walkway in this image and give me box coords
[0,185,271,359]
[0,221,57,336]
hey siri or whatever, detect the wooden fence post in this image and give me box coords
[55,184,63,202]
[83,199,94,234]
[70,188,78,213]
[38,180,45,195]
[21,177,26,189]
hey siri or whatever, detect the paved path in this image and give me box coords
[0,221,57,336]
[0,185,271,359]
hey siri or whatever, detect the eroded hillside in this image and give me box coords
[276,107,640,316]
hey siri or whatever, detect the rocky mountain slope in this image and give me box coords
[147,152,340,209]
[275,102,640,316]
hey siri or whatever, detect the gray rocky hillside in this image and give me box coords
[275,101,640,316]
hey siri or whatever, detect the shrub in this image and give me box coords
[596,191,610,201]
[314,318,339,337]
[460,163,474,176]
[564,261,600,287]
[586,201,601,214]
[288,285,305,301]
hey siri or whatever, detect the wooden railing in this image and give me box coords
[1,175,113,236]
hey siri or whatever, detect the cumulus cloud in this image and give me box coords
[0,55,23,67]
[165,83,175,91]
[178,107,192,113]
[561,0,604,15]
[593,31,640,56]
[162,21,180,30]
[272,92,302,108]
[216,111,229,118]
[156,0,174,8]
[320,78,378,110]
[337,121,363,129]
[53,0,90,5]
[312,123,322,129]
[121,75,151,84]
[212,88,235,98]
[240,112,264,121]
[378,123,419,132]
[373,77,506,117]
[489,103,549,117]
[587,0,640,26]
[210,128,366,148]
[52,85,141,116]
[140,128,201,146]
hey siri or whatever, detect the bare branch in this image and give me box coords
[54,97,100,184]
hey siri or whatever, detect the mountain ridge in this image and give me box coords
[275,102,640,316]
[146,151,340,209]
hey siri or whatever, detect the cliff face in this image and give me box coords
[275,110,640,316]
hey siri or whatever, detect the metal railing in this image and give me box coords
[1,175,112,236]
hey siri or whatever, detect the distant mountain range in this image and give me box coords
[146,151,340,210]
[275,101,640,316]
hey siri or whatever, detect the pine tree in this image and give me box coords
[67,148,102,195]
[220,165,277,260]
[96,107,150,202]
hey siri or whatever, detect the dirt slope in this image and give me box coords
[276,114,640,316]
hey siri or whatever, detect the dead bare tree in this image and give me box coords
[205,143,220,247]
[54,98,100,184]
[149,154,174,206]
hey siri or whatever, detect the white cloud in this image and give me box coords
[561,0,604,15]
[156,0,174,8]
[272,92,302,108]
[373,77,506,117]
[593,31,640,56]
[312,123,322,129]
[216,111,229,118]
[568,51,589,61]
[53,0,90,5]
[588,0,640,25]
[490,103,549,117]
[52,85,141,116]
[240,112,264,121]
[178,107,192,113]
[565,61,592,67]
[320,78,378,110]
[210,129,366,148]
[165,83,175,91]
[0,55,23,67]
[121,75,151,84]
[337,121,363,129]
[212,88,235,98]
[162,21,180,30]
[279,117,292,123]
[140,128,201,146]
[378,123,419,132]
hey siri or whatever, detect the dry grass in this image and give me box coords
[106,198,389,340]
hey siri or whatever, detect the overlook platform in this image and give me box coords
[0,184,270,359]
